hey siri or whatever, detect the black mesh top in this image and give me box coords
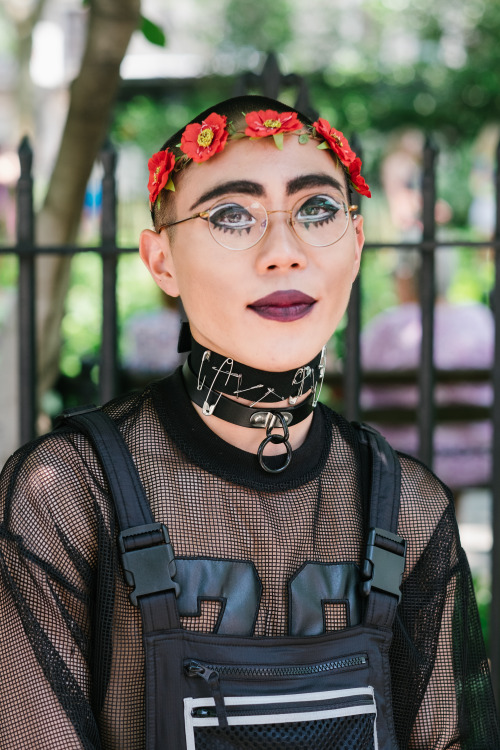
[0,368,498,749]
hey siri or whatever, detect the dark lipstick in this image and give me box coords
[248,290,316,322]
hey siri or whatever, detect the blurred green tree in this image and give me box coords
[0,0,168,454]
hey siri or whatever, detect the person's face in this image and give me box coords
[140,135,364,371]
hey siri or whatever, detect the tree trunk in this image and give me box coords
[36,0,141,394]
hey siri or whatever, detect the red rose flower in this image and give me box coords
[148,149,176,204]
[244,110,302,137]
[180,113,229,163]
[312,119,356,167]
[348,157,372,198]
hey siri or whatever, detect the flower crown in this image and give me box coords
[148,109,371,207]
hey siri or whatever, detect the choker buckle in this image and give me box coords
[250,411,293,429]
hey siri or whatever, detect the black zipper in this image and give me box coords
[185,661,229,728]
[184,654,368,728]
[184,653,368,681]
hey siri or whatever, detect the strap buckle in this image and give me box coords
[361,527,406,603]
[118,523,180,606]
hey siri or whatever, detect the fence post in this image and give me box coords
[418,136,437,468]
[99,142,118,404]
[16,136,37,444]
[491,138,500,707]
[233,52,304,104]
[345,277,361,422]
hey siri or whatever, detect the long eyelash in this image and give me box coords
[296,195,343,229]
[210,207,255,235]
[308,213,336,229]
[212,224,253,236]
[299,209,339,230]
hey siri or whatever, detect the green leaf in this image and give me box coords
[317,141,330,150]
[273,133,284,150]
[166,177,175,192]
[140,15,166,47]
[298,133,309,144]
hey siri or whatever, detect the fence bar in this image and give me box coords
[233,52,299,100]
[491,139,500,707]
[345,275,361,422]
[16,137,37,444]
[6,240,500,258]
[418,137,437,468]
[99,143,118,404]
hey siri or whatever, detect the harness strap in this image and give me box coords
[56,406,181,631]
[354,423,406,629]
[57,408,404,635]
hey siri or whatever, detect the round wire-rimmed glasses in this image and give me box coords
[157,193,358,251]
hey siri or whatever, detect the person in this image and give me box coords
[0,95,498,749]
[361,250,494,492]
[121,294,183,388]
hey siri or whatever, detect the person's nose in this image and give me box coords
[254,211,308,273]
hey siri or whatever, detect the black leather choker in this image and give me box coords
[182,341,326,474]
[189,338,325,405]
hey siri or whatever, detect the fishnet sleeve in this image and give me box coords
[0,433,108,750]
[390,455,500,749]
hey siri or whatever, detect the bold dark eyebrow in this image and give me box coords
[189,180,265,211]
[286,173,346,198]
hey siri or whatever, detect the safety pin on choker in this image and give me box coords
[312,346,327,408]
[202,357,234,416]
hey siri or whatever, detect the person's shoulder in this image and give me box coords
[1,385,156,509]
[333,417,452,508]
[343,422,455,554]
[394,449,459,574]
[0,422,103,521]
[0,427,104,566]
[1,425,90,487]
[396,449,452,514]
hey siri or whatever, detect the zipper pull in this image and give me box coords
[184,660,228,729]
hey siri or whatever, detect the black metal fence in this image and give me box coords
[2,127,500,704]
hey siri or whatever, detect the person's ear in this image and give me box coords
[351,214,364,282]
[139,229,180,298]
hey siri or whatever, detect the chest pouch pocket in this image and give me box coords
[183,656,377,750]
[146,627,396,750]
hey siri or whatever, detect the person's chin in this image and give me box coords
[243,336,324,373]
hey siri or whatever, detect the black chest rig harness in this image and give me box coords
[60,408,406,750]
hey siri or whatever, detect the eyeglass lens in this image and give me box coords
[206,194,349,251]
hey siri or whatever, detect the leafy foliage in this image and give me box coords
[140,15,166,47]
[222,0,292,54]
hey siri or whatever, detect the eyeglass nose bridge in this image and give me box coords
[260,207,296,242]
[242,205,293,246]
[265,207,293,219]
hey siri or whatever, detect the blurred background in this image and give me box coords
[1,0,499,660]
